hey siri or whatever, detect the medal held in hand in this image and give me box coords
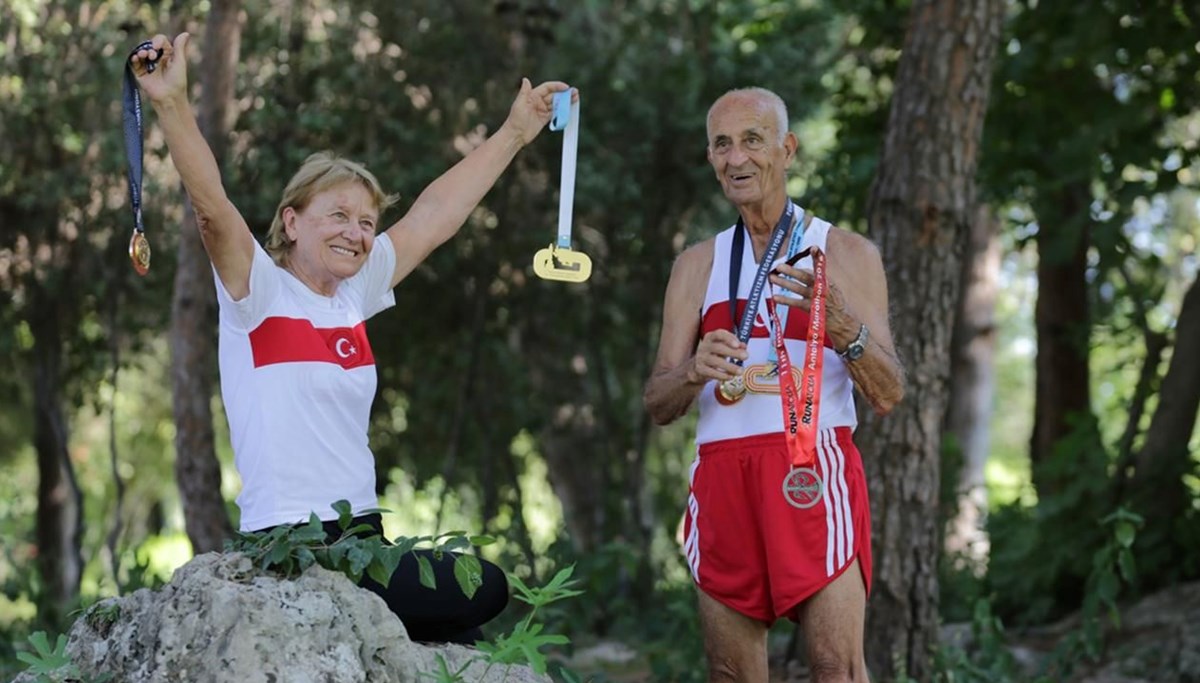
[123,40,157,276]
[713,202,796,405]
[533,90,592,283]
[715,373,746,405]
[769,245,828,509]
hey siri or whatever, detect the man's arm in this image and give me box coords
[771,228,905,415]
[384,79,570,288]
[644,241,748,425]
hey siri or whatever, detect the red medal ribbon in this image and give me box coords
[767,246,826,468]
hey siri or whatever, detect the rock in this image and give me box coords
[11,553,550,683]
[940,580,1200,683]
[1071,580,1200,683]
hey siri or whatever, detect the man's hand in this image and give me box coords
[769,263,860,343]
[690,329,749,384]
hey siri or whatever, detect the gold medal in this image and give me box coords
[129,229,150,276]
[715,373,747,405]
[532,243,592,283]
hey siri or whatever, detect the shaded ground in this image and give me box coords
[563,581,1200,682]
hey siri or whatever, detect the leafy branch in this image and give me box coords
[224,500,496,598]
[474,565,585,679]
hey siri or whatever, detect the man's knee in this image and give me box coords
[706,651,759,682]
[808,653,865,683]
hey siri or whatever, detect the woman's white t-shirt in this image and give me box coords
[213,237,396,532]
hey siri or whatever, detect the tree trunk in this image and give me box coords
[943,205,1000,571]
[1030,183,1096,496]
[1129,273,1200,575]
[858,0,1005,679]
[30,284,84,626]
[170,0,241,551]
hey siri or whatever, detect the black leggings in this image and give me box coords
[260,514,509,644]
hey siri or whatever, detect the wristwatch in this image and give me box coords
[838,324,869,362]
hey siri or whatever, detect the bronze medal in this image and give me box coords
[129,230,151,275]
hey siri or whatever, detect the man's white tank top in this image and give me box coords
[695,209,857,445]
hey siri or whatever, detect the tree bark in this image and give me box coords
[1030,182,1096,496]
[858,0,1005,679]
[31,283,84,626]
[1129,273,1200,573]
[170,0,241,552]
[943,204,1000,571]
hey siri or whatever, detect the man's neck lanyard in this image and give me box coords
[714,201,795,405]
[726,202,795,342]
[122,41,156,276]
[715,200,829,510]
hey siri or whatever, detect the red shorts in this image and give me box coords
[682,427,872,623]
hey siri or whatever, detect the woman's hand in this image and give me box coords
[130,33,191,106]
[501,78,575,146]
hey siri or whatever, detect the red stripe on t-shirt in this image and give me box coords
[249,317,376,369]
[700,298,833,348]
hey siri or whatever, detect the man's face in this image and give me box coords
[706,94,795,208]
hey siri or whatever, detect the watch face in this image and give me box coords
[847,344,865,361]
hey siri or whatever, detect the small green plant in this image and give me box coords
[475,566,584,678]
[1039,507,1143,681]
[16,631,112,683]
[82,602,121,633]
[417,565,585,682]
[419,653,474,682]
[921,599,1023,683]
[224,500,495,598]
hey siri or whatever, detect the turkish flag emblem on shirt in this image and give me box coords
[249,317,375,370]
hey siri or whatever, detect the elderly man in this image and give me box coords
[644,87,905,682]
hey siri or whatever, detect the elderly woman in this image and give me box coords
[132,33,572,643]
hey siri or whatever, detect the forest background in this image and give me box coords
[1,0,1198,681]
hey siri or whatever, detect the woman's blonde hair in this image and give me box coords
[264,152,399,265]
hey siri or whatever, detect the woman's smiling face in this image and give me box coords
[283,181,380,294]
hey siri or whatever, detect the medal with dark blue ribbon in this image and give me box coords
[123,40,156,275]
[714,201,796,405]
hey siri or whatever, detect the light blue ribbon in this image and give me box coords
[550,90,578,249]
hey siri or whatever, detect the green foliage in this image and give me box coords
[15,632,70,678]
[224,500,494,597]
[1037,508,1144,681]
[913,509,1144,683]
[987,417,1114,624]
[15,631,112,683]
[417,565,584,683]
[929,600,1025,683]
[475,567,581,675]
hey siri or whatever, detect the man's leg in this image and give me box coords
[697,589,769,683]
[796,558,869,683]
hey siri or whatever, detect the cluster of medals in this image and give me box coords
[716,202,828,510]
